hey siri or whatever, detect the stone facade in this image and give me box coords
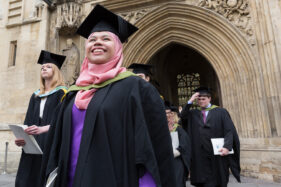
[0,0,280,183]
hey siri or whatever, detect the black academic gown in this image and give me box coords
[42,76,177,187]
[181,104,240,187]
[15,89,65,187]
[173,126,191,187]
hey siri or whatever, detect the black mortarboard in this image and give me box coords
[37,50,66,69]
[76,4,138,43]
[170,106,179,114]
[128,63,153,76]
[164,101,171,110]
[193,86,212,95]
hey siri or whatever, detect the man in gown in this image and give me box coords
[181,87,240,187]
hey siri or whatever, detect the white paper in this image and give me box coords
[170,131,179,149]
[211,138,234,155]
[46,167,58,187]
[9,124,43,155]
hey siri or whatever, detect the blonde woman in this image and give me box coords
[166,105,191,187]
[15,50,67,187]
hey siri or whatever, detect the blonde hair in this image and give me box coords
[172,112,180,124]
[38,63,65,95]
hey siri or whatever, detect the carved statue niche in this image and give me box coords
[49,1,83,65]
[61,38,80,87]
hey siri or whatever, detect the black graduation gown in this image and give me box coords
[173,126,191,187]
[181,104,240,187]
[15,89,65,187]
[42,76,177,187]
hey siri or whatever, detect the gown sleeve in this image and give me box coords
[221,109,234,150]
[179,103,192,131]
[138,81,177,187]
[177,127,191,170]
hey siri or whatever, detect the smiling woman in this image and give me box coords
[40,4,177,187]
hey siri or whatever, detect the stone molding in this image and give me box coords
[240,137,281,152]
[0,123,20,131]
[241,148,281,152]
[119,7,157,25]
[101,0,155,11]
[123,2,270,138]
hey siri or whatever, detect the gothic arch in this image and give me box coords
[123,2,271,138]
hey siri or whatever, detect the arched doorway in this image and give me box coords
[147,43,221,107]
[123,2,271,138]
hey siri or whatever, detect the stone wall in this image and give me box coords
[0,0,48,173]
[241,138,281,182]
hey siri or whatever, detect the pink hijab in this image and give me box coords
[74,32,126,109]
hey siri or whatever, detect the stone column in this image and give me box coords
[251,0,281,137]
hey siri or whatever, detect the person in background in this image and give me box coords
[128,63,153,82]
[15,50,67,187]
[128,63,164,100]
[181,87,240,187]
[41,4,176,187]
[166,103,191,187]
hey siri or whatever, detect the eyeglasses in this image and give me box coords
[165,111,173,115]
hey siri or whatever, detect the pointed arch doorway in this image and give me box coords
[148,43,221,107]
[123,2,271,138]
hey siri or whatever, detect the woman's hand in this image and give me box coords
[24,125,50,135]
[15,139,26,147]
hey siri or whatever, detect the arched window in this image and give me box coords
[177,73,200,107]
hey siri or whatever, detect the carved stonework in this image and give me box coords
[119,8,156,24]
[56,2,83,35]
[198,0,254,44]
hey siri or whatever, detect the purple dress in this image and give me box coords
[139,171,156,187]
[67,105,86,187]
[68,104,156,187]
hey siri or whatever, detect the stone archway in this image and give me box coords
[123,2,271,138]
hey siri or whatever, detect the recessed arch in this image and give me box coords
[147,42,221,109]
[123,2,271,138]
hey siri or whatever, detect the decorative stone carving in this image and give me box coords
[198,0,254,43]
[119,8,156,24]
[55,2,82,35]
[61,38,80,87]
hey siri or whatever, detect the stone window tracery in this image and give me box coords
[177,73,200,107]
